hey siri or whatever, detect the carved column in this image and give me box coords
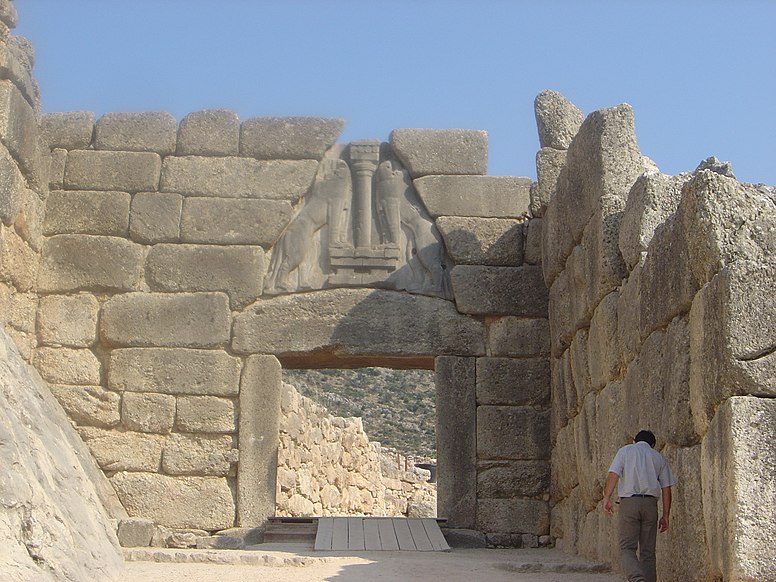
[349,140,381,249]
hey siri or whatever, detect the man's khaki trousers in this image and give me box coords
[617,496,658,582]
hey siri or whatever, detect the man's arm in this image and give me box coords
[659,486,672,532]
[603,472,619,515]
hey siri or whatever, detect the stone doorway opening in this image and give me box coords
[277,366,438,520]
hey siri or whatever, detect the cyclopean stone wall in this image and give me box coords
[34,103,552,545]
[276,382,436,518]
[537,90,776,581]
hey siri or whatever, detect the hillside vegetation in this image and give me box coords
[282,368,436,457]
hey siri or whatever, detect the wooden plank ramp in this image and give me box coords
[314,517,450,552]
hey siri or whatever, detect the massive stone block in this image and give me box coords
[43,189,131,236]
[390,129,488,178]
[436,356,476,529]
[49,148,66,190]
[476,498,549,536]
[95,112,177,155]
[34,347,101,386]
[175,396,237,433]
[587,291,621,391]
[108,348,241,396]
[177,109,240,156]
[121,392,175,434]
[180,197,293,246]
[37,294,99,348]
[477,405,550,460]
[542,104,646,287]
[14,186,45,252]
[239,117,344,160]
[0,144,24,226]
[160,156,318,202]
[451,265,548,317]
[551,422,579,501]
[487,316,549,358]
[129,191,182,244]
[233,288,485,367]
[533,90,584,150]
[701,397,776,582]
[64,149,161,192]
[162,434,236,476]
[0,224,37,292]
[146,243,265,309]
[476,357,549,406]
[110,472,236,531]
[523,217,542,265]
[238,355,282,526]
[40,111,95,150]
[78,427,164,472]
[477,460,549,498]
[618,171,688,271]
[413,175,530,219]
[0,39,38,105]
[101,292,231,348]
[48,384,121,429]
[0,80,43,187]
[532,147,567,218]
[38,234,144,293]
[436,216,524,266]
[0,329,123,581]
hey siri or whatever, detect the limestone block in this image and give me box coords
[701,397,776,581]
[146,244,265,309]
[573,393,600,511]
[37,294,99,348]
[549,356,567,438]
[108,348,241,396]
[618,171,688,271]
[4,290,35,333]
[121,392,175,434]
[523,218,542,265]
[616,262,643,366]
[64,150,161,192]
[656,446,710,582]
[413,175,530,218]
[477,405,550,460]
[476,357,549,406]
[49,148,66,190]
[239,116,344,160]
[129,191,182,244]
[40,111,95,149]
[0,224,37,291]
[0,1,16,28]
[95,112,177,155]
[101,292,231,348]
[238,355,282,527]
[78,427,164,472]
[451,265,547,317]
[587,291,621,391]
[43,189,131,236]
[533,90,584,150]
[177,109,240,156]
[390,128,488,178]
[487,316,549,358]
[436,216,524,266]
[477,460,549,498]
[176,396,237,433]
[0,38,35,107]
[0,143,24,225]
[542,104,646,287]
[0,80,42,185]
[38,234,144,293]
[48,384,121,428]
[569,328,592,408]
[532,147,566,217]
[689,262,776,437]
[14,186,45,252]
[550,422,579,500]
[476,499,549,535]
[435,356,476,529]
[594,381,629,488]
[180,196,293,246]
[34,347,101,385]
[160,156,318,202]
[233,288,485,365]
[117,517,155,547]
[110,472,236,530]
[162,434,236,476]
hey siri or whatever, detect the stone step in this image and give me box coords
[263,518,318,544]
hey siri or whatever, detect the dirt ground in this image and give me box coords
[119,547,623,582]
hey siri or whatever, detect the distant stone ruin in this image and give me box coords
[0,1,773,581]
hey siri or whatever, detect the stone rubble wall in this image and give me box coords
[537,90,776,581]
[276,382,435,518]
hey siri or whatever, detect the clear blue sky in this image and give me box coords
[14,0,776,185]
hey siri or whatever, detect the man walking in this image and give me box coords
[603,430,676,582]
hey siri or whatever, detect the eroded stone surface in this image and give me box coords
[240,117,344,160]
[390,129,488,178]
[177,109,239,157]
[44,189,131,236]
[534,90,584,150]
[451,265,548,317]
[414,175,530,218]
[65,150,161,192]
[40,111,95,150]
[436,216,524,266]
[95,112,177,155]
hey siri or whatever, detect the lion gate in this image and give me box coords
[34,111,551,545]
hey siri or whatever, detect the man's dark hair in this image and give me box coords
[634,430,656,446]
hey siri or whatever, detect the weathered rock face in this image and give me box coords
[0,327,124,581]
[539,92,776,580]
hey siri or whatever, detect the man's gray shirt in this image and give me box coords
[608,441,676,498]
